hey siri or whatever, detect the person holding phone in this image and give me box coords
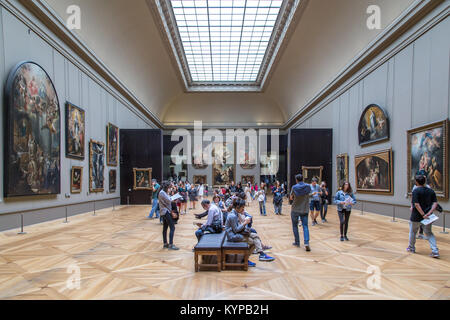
[334,182,356,241]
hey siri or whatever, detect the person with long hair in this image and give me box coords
[334,182,357,241]
[178,181,188,215]
[159,181,179,250]
[320,181,329,223]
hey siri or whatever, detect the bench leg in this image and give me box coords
[217,251,221,272]
[244,252,249,271]
[195,252,199,272]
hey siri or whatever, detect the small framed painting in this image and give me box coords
[336,153,349,190]
[89,140,105,193]
[107,123,119,166]
[71,166,83,194]
[66,102,85,160]
[241,175,255,185]
[109,169,117,193]
[193,175,207,185]
[355,149,393,195]
[133,168,152,190]
[302,166,323,184]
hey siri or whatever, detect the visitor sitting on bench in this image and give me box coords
[195,200,223,242]
[225,199,275,267]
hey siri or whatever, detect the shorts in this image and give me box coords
[310,200,320,211]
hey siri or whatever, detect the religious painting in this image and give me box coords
[106,123,119,166]
[192,143,208,169]
[65,102,85,160]
[239,140,257,170]
[407,120,448,200]
[109,169,117,193]
[302,166,323,184]
[336,153,349,190]
[358,104,390,147]
[212,142,235,186]
[260,153,279,176]
[71,166,83,194]
[241,175,255,185]
[193,175,207,185]
[133,168,152,190]
[355,149,393,194]
[89,140,105,193]
[4,61,61,197]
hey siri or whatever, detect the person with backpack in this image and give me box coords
[273,184,284,215]
[290,174,312,251]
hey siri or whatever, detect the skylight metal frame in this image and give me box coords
[153,0,300,92]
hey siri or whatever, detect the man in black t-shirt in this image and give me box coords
[407,175,440,258]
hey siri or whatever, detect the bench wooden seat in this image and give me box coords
[222,240,250,271]
[194,231,226,272]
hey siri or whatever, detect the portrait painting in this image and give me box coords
[212,142,235,186]
[133,168,152,190]
[302,166,323,184]
[193,175,207,185]
[241,175,255,185]
[109,169,117,193]
[66,102,85,160]
[71,166,83,194]
[89,140,105,193]
[407,120,448,199]
[107,123,119,166]
[358,104,390,147]
[336,154,349,190]
[355,149,393,194]
[4,61,61,197]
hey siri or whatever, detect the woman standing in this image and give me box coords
[198,183,205,202]
[320,181,329,223]
[244,185,252,206]
[273,183,284,215]
[159,181,179,250]
[189,184,198,210]
[334,182,357,241]
[178,181,188,215]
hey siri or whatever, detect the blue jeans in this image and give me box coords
[148,198,160,218]
[408,221,438,254]
[259,201,266,215]
[274,202,282,214]
[291,212,309,245]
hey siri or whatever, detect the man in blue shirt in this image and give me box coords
[309,178,322,226]
[148,179,161,219]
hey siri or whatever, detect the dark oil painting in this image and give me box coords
[107,123,119,166]
[89,140,105,193]
[66,102,85,160]
[4,61,61,197]
[358,104,389,147]
[355,149,393,194]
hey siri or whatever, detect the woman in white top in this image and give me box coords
[198,183,204,201]
[244,185,252,206]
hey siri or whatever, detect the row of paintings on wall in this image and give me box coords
[71,166,116,194]
[336,119,448,199]
[190,175,255,186]
[4,61,120,198]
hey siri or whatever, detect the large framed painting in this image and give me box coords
[4,61,61,197]
[71,166,83,194]
[89,140,105,193]
[106,123,119,166]
[133,168,152,190]
[302,166,323,184]
[109,169,117,193]
[192,143,208,169]
[336,153,349,190]
[193,175,207,185]
[212,142,235,186]
[355,149,393,195]
[241,175,255,185]
[407,120,449,200]
[65,102,85,160]
[358,104,390,147]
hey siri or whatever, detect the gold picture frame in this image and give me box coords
[193,175,207,185]
[407,119,449,200]
[89,140,105,193]
[355,148,393,195]
[302,166,323,184]
[133,168,152,190]
[71,166,83,194]
[241,175,255,185]
[336,153,349,190]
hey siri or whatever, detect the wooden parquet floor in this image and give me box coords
[0,198,449,300]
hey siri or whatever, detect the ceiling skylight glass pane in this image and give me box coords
[170,0,283,83]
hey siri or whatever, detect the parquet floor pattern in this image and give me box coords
[0,198,449,300]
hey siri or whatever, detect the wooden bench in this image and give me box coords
[194,231,226,272]
[222,240,250,271]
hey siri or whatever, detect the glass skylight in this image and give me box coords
[170,0,284,83]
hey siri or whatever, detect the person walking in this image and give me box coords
[334,182,357,241]
[257,190,267,216]
[407,174,440,258]
[147,179,161,219]
[273,184,284,215]
[319,181,329,223]
[290,174,312,251]
[309,178,322,226]
[159,181,179,250]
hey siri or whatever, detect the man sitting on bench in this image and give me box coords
[195,200,223,242]
[225,199,275,267]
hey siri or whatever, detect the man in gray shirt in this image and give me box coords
[290,174,312,251]
[195,200,223,241]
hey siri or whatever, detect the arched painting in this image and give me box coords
[358,104,390,147]
[4,61,61,197]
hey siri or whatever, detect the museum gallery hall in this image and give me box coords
[0,0,449,303]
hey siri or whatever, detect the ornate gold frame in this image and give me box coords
[407,119,449,200]
[301,166,323,184]
[133,168,153,190]
[354,148,393,195]
[193,175,207,185]
[71,166,83,194]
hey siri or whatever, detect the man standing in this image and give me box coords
[148,179,161,219]
[407,174,440,258]
[290,174,312,251]
[309,178,322,226]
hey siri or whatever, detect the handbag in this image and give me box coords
[436,204,443,213]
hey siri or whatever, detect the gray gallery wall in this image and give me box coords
[0,2,156,231]
[294,11,450,226]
